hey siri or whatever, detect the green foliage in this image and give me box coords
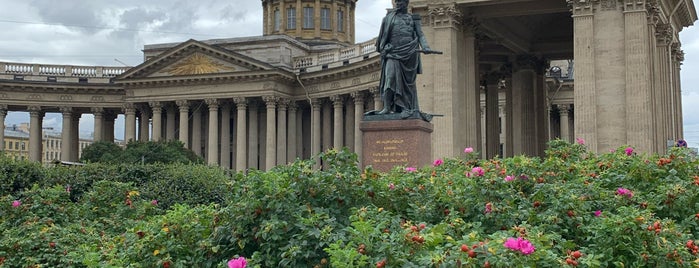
[79,141,122,164]
[79,140,203,164]
[1,145,699,267]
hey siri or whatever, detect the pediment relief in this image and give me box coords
[147,53,251,77]
[116,39,274,81]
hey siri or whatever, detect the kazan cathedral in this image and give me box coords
[0,0,696,171]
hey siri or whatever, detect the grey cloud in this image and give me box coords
[29,0,106,34]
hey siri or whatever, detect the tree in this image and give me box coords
[80,141,123,163]
[80,141,203,165]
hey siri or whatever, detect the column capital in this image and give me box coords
[350,91,365,103]
[262,95,279,107]
[557,104,571,115]
[514,54,547,72]
[123,103,136,114]
[311,98,323,110]
[59,106,73,114]
[149,101,162,109]
[205,98,220,109]
[277,98,290,110]
[655,23,673,46]
[171,100,186,108]
[567,0,595,16]
[672,43,685,63]
[90,107,104,115]
[368,86,379,96]
[330,95,345,107]
[427,4,463,28]
[233,97,248,109]
[646,1,661,25]
[288,101,298,112]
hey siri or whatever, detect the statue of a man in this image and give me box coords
[367,0,439,120]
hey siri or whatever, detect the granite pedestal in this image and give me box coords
[360,118,433,172]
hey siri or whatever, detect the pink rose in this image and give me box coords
[624,147,634,156]
[504,175,514,182]
[12,200,21,208]
[433,159,444,167]
[471,167,484,177]
[504,237,536,255]
[594,210,602,217]
[388,183,396,190]
[464,147,474,154]
[405,167,417,172]
[151,200,158,206]
[228,257,247,268]
[616,188,634,198]
[576,138,585,145]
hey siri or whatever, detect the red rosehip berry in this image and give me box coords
[461,244,469,252]
[571,251,582,259]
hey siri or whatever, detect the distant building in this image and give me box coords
[2,124,92,165]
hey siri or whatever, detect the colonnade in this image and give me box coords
[113,88,380,171]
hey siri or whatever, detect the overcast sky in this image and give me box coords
[1,0,698,148]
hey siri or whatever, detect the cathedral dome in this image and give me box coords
[261,0,357,46]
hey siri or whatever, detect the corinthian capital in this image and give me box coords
[568,0,595,16]
[427,4,463,27]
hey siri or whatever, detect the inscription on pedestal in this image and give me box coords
[371,139,409,164]
[360,119,433,172]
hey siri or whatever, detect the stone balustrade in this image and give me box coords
[293,38,378,70]
[1,61,130,78]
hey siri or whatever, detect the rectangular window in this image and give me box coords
[21,142,25,150]
[337,10,344,32]
[303,7,314,29]
[8,141,12,150]
[274,9,281,31]
[321,8,331,30]
[287,8,296,30]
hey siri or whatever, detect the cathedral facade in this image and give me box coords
[0,0,696,170]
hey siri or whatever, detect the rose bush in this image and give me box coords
[0,141,697,267]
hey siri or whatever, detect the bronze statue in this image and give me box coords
[365,0,441,121]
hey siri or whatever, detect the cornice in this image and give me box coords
[0,81,123,95]
[117,70,295,88]
[298,56,380,83]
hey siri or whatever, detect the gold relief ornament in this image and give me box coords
[168,53,236,75]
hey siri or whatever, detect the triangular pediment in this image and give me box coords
[116,39,274,80]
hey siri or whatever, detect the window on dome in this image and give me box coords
[287,8,296,29]
[303,7,314,29]
[337,10,344,32]
[321,8,331,30]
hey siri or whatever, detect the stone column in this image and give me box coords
[570,1,598,152]
[480,106,486,158]
[311,99,322,163]
[71,113,80,161]
[139,107,150,142]
[104,112,116,143]
[0,105,6,151]
[351,92,364,162]
[370,87,382,112]
[206,98,219,165]
[263,96,278,171]
[124,104,137,142]
[322,100,332,153]
[166,104,176,141]
[512,56,538,156]
[175,100,188,147]
[60,107,73,162]
[344,99,355,151]
[248,101,259,170]
[623,1,654,152]
[424,6,477,157]
[331,95,344,149]
[505,77,514,157]
[192,104,202,156]
[220,102,231,169]
[558,104,571,142]
[287,102,298,162]
[233,97,248,171]
[484,75,501,159]
[672,44,685,139]
[28,106,43,162]
[654,24,672,153]
[150,101,163,142]
[91,107,104,142]
[276,99,288,165]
